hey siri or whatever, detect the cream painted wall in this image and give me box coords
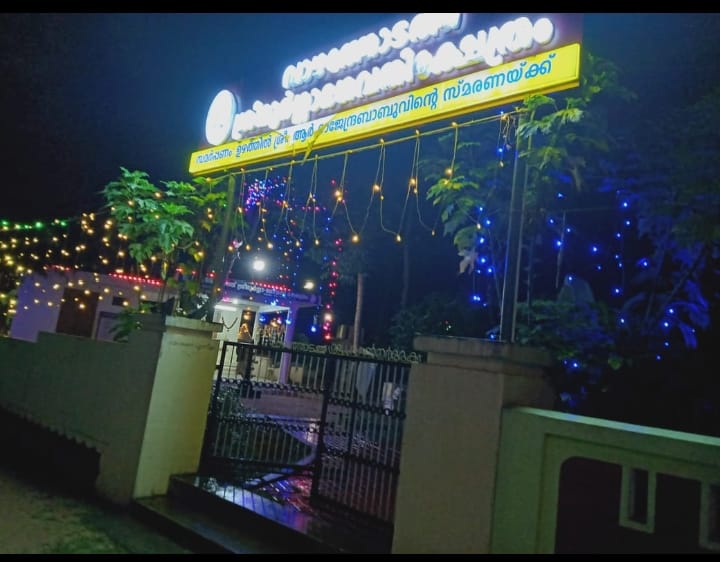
[0,326,163,504]
[0,315,221,505]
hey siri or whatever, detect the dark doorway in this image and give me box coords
[55,287,99,338]
[555,457,708,553]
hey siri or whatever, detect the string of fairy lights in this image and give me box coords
[1,108,679,358]
[193,112,520,339]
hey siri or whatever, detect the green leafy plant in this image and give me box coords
[101,168,196,305]
[101,169,243,320]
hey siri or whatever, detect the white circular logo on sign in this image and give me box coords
[205,90,237,146]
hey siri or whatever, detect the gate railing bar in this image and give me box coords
[310,352,335,499]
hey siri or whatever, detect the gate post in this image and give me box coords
[391,336,554,554]
[132,316,221,499]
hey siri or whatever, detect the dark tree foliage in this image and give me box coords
[391,51,720,436]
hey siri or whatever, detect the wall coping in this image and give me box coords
[512,406,720,447]
[164,315,222,334]
[414,335,553,367]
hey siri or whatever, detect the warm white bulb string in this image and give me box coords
[377,142,396,237]
[297,155,320,244]
[338,152,360,238]
[359,142,386,236]
[330,151,349,221]
[235,169,249,248]
[393,133,418,241]
[258,168,271,246]
[411,133,433,233]
[210,111,514,188]
[430,123,461,236]
[272,160,295,240]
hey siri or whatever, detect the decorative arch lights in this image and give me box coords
[204,14,559,146]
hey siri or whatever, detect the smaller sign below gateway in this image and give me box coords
[221,278,320,308]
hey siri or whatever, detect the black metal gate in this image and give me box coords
[199,340,417,525]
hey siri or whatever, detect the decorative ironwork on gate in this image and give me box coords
[199,340,420,525]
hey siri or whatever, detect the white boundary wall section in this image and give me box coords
[491,407,720,553]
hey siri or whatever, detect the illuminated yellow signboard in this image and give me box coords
[189,43,580,175]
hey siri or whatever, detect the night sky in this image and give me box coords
[2,12,719,223]
[0,13,411,220]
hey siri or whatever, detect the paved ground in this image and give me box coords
[0,460,191,554]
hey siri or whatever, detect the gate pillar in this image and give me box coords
[391,336,554,554]
[131,316,221,499]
